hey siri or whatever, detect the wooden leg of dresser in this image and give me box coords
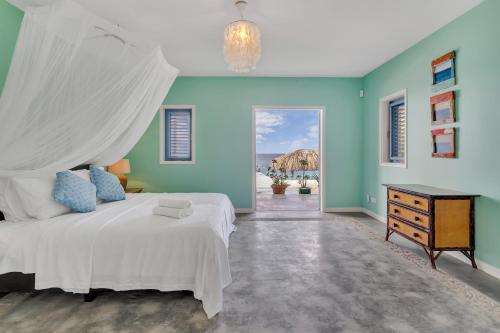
[385,228,393,241]
[424,248,437,269]
[461,250,478,269]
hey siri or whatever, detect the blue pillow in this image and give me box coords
[89,165,126,202]
[54,171,97,213]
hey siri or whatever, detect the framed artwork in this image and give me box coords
[430,91,455,125]
[432,51,455,92]
[431,128,455,158]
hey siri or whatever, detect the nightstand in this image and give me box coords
[125,188,143,193]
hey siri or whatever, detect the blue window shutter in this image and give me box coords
[165,108,192,161]
[389,98,405,163]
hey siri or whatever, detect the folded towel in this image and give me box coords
[158,198,192,209]
[153,206,193,219]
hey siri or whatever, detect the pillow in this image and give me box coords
[89,165,125,202]
[71,169,103,205]
[0,177,33,222]
[54,171,97,213]
[13,175,71,220]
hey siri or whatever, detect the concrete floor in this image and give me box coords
[256,192,320,211]
[1,212,499,332]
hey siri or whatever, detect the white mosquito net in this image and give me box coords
[0,0,178,176]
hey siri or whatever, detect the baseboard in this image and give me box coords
[360,208,385,222]
[324,207,386,222]
[323,207,365,213]
[361,207,500,281]
[235,208,254,213]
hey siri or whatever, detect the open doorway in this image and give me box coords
[252,107,324,211]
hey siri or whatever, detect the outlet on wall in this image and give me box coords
[370,196,377,204]
[366,194,370,203]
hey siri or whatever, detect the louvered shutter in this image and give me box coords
[389,98,406,162]
[165,109,192,161]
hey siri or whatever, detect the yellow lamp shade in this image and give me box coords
[108,159,131,175]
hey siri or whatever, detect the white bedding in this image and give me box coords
[0,193,236,318]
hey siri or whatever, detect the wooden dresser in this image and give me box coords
[383,184,479,269]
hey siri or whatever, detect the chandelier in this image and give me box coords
[223,0,261,73]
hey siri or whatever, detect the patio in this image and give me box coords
[256,191,320,211]
[256,172,320,211]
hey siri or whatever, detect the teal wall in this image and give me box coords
[127,77,364,209]
[361,0,500,268]
[1,0,499,269]
[0,0,22,92]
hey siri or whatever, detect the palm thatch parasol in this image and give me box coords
[274,149,319,171]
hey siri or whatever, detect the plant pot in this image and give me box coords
[271,184,288,195]
[299,187,311,194]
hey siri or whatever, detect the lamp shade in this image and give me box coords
[108,159,131,174]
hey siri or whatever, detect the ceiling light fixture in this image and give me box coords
[223,0,262,73]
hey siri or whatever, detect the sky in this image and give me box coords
[256,109,320,154]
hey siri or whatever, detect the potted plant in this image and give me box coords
[298,159,311,194]
[266,160,289,194]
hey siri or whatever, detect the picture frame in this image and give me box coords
[431,128,455,158]
[432,51,456,92]
[430,91,455,125]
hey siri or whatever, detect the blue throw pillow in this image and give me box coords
[54,171,97,213]
[89,165,126,202]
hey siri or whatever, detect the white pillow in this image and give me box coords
[0,177,33,222]
[13,175,71,220]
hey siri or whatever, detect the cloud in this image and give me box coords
[290,137,310,150]
[255,112,285,143]
[308,125,319,140]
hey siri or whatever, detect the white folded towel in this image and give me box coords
[153,206,193,219]
[158,198,192,209]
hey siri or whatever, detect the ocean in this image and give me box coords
[256,153,319,179]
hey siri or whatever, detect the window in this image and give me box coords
[379,90,407,168]
[160,105,195,164]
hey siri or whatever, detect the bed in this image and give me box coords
[0,192,236,318]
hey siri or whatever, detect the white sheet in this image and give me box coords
[0,193,236,318]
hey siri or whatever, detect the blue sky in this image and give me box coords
[256,109,319,154]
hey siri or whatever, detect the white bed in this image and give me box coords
[0,192,236,318]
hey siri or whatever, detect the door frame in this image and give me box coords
[251,106,326,212]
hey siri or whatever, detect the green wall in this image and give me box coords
[0,0,22,92]
[127,77,364,209]
[1,0,499,269]
[361,0,500,268]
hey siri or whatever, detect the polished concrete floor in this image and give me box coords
[1,212,499,332]
[256,192,320,211]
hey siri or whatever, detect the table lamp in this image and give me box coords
[108,159,131,189]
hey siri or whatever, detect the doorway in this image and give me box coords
[252,106,324,212]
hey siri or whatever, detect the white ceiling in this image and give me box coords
[11,0,482,77]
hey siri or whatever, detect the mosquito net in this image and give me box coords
[0,0,178,176]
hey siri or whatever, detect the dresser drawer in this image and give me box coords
[388,203,430,229]
[388,190,429,212]
[388,217,429,246]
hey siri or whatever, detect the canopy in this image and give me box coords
[275,149,319,171]
[0,0,178,176]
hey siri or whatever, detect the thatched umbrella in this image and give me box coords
[275,149,319,171]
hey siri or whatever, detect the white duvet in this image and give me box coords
[0,193,236,318]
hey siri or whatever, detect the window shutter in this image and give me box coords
[166,109,192,161]
[389,98,405,162]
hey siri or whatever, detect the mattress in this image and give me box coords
[0,192,236,318]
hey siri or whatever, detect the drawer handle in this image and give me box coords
[393,223,399,229]
[414,200,421,205]
[413,232,420,238]
[414,216,420,222]
[393,194,400,199]
[394,209,400,214]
